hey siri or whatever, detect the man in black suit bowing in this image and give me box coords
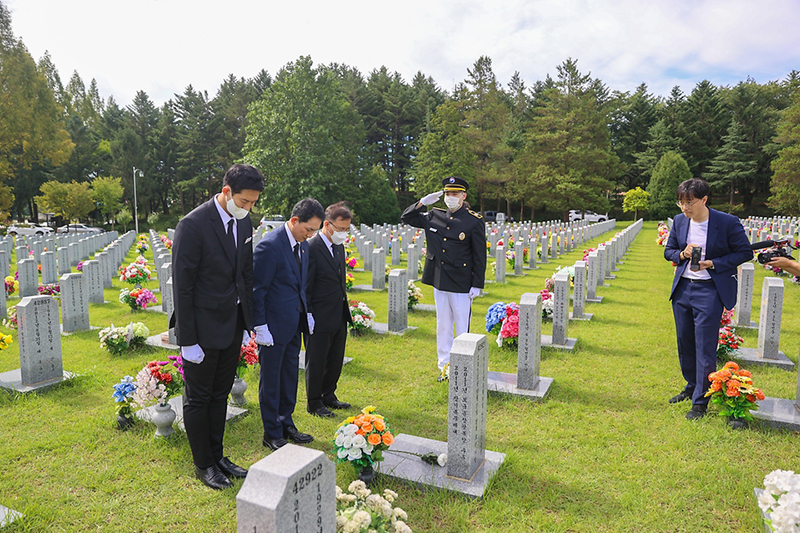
[304,202,354,418]
[253,198,325,451]
[171,164,263,490]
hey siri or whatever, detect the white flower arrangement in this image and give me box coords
[131,366,168,409]
[336,480,412,533]
[758,469,800,532]
[335,423,375,462]
[349,301,375,333]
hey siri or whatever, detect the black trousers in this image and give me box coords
[182,306,243,469]
[304,316,348,411]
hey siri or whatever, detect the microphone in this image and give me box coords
[751,240,780,250]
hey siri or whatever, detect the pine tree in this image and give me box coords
[703,118,757,210]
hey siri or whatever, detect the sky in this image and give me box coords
[6,0,800,108]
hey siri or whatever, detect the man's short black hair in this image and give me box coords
[291,198,325,223]
[676,178,710,202]
[223,164,265,194]
[325,201,352,222]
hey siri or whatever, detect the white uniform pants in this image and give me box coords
[433,288,472,370]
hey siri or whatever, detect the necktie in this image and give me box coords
[227,219,237,269]
[293,243,301,271]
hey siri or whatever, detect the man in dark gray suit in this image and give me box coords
[304,202,353,418]
[171,164,263,490]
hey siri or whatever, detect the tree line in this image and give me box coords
[2,2,799,227]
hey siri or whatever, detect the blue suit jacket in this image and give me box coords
[252,225,309,345]
[664,208,753,310]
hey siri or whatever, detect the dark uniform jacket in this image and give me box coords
[401,202,486,293]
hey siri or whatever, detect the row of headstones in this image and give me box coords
[0,230,139,394]
[486,218,595,257]
[147,229,176,345]
[493,218,619,283]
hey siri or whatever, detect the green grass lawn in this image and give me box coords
[1,222,798,532]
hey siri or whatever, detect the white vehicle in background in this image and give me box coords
[7,222,54,236]
[568,210,608,223]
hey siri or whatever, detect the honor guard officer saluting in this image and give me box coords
[401,176,487,381]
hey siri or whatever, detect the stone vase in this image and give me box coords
[151,402,176,438]
[357,465,377,487]
[728,417,748,430]
[229,377,247,407]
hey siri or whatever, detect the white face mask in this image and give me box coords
[226,192,249,220]
[444,195,462,211]
[331,231,348,245]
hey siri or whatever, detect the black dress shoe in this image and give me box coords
[324,399,351,410]
[262,436,288,451]
[217,457,248,479]
[686,404,707,420]
[195,464,232,490]
[669,390,693,404]
[285,426,314,444]
[309,406,336,418]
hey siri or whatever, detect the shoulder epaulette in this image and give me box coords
[468,209,483,219]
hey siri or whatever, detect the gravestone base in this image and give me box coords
[586,296,604,303]
[611,268,620,272]
[734,348,794,370]
[604,275,616,280]
[372,322,417,335]
[145,333,178,350]
[487,371,553,401]
[736,321,758,330]
[379,433,505,500]
[298,351,352,371]
[0,369,75,394]
[0,504,22,528]
[413,303,436,312]
[134,394,247,432]
[602,283,611,288]
[523,265,540,270]
[569,312,593,322]
[60,324,99,336]
[144,304,165,314]
[750,397,800,431]
[351,284,383,292]
[540,335,577,351]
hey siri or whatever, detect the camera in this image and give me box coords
[751,239,796,264]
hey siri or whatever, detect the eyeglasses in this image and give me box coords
[676,198,702,209]
[329,221,349,233]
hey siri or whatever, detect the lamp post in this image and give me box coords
[132,166,143,235]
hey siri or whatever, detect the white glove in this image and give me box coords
[468,287,481,299]
[254,324,274,346]
[242,330,251,346]
[420,191,443,206]
[180,344,205,364]
[307,313,315,335]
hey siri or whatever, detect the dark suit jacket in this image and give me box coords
[665,207,753,310]
[253,225,309,344]
[171,198,254,349]
[400,203,486,293]
[306,234,352,333]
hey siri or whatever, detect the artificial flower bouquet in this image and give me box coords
[540,290,554,319]
[131,360,183,408]
[704,361,765,422]
[407,281,422,310]
[336,481,412,533]
[346,256,359,270]
[349,300,375,335]
[238,337,259,377]
[136,235,149,255]
[333,406,394,473]
[0,332,12,350]
[4,274,17,297]
[346,273,355,291]
[2,306,17,329]
[37,283,60,296]
[758,469,800,533]
[99,322,150,355]
[656,222,670,246]
[159,234,172,250]
[119,260,151,285]
[112,375,137,428]
[119,287,157,311]
[126,322,150,349]
[485,301,520,348]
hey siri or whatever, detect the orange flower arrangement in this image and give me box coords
[704,361,765,421]
[333,406,393,471]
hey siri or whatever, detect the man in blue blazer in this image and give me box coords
[253,198,325,450]
[664,178,752,419]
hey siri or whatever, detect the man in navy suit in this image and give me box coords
[253,198,325,450]
[664,179,752,420]
[172,164,263,489]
